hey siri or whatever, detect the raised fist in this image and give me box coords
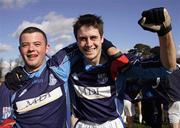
[138,7,172,36]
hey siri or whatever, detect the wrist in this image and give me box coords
[158,24,172,36]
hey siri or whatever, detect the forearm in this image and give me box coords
[106,47,120,56]
[138,7,176,70]
[159,31,176,71]
[102,38,120,55]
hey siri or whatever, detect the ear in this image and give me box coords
[18,46,22,55]
[46,44,50,54]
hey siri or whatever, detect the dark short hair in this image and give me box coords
[19,27,47,44]
[73,14,104,40]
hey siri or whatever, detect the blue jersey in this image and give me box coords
[70,55,120,124]
[0,43,79,128]
[116,54,170,105]
[154,67,180,104]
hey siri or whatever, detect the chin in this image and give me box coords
[26,61,37,67]
[84,54,94,58]
[87,57,96,62]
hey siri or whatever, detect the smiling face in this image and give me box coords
[77,25,104,65]
[19,32,49,72]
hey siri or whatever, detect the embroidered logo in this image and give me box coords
[49,74,57,86]
[97,73,108,84]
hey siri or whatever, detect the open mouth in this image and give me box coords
[27,54,38,58]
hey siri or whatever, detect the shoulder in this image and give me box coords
[0,83,14,100]
[0,83,12,93]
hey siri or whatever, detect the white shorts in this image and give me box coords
[123,100,135,117]
[74,117,124,128]
[168,101,180,123]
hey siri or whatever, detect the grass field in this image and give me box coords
[133,120,170,128]
[124,113,170,128]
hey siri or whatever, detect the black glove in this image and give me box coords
[138,7,172,36]
[5,66,28,91]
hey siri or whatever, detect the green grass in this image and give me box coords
[125,113,170,128]
[133,121,170,128]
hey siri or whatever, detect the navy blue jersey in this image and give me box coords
[116,54,169,105]
[165,68,180,101]
[0,43,79,128]
[156,67,180,103]
[70,57,119,124]
[12,66,66,128]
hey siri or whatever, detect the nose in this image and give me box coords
[85,38,92,47]
[28,43,35,51]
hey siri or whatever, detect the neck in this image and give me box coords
[87,51,107,66]
[25,61,46,73]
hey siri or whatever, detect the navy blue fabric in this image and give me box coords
[116,52,169,103]
[70,58,119,123]
[0,43,80,128]
[12,67,66,128]
[0,85,14,121]
[156,68,180,103]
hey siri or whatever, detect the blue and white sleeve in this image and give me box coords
[48,43,81,82]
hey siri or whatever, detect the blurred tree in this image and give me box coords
[0,58,4,80]
[14,55,24,67]
[134,43,151,56]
